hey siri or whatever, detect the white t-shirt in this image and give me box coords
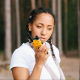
[10,42,61,80]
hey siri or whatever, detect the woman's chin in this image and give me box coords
[41,40,46,43]
[40,38,47,43]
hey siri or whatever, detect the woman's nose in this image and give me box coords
[41,28,47,36]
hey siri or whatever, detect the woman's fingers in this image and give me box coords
[38,44,44,51]
[44,47,49,54]
[35,43,50,67]
[42,44,47,52]
[37,43,45,52]
[40,44,49,55]
[35,43,49,56]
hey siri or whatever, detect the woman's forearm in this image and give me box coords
[28,63,43,80]
[28,44,49,80]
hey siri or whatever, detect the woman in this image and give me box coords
[10,7,65,80]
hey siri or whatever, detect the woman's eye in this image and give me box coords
[48,28,52,30]
[37,26,41,28]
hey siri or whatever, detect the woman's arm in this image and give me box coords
[12,44,49,80]
[12,63,42,80]
[12,67,30,80]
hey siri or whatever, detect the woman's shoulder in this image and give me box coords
[52,45,59,52]
[52,45,61,63]
[15,42,30,51]
[10,42,32,70]
[45,42,59,52]
[12,42,34,56]
[10,42,35,70]
[16,42,30,50]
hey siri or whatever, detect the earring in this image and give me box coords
[29,29,31,31]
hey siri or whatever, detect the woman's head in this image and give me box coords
[26,7,56,43]
[26,7,56,58]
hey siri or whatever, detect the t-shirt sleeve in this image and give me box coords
[10,49,29,71]
[53,45,61,63]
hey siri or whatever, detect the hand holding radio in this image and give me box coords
[35,43,50,68]
[27,32,48,53]
[27,32,50,67]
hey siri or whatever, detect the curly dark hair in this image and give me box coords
[26,7,56,58]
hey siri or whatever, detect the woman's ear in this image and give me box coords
[28,23,32,31]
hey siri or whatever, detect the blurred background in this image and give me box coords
[0,0,80,80]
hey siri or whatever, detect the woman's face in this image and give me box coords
[29,13,54,43]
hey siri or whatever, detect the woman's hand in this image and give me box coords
[35,44,50,68]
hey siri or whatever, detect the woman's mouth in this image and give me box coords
[40,37,46,41]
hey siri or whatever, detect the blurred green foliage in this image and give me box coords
[67,0,78,50]
[62,0,78,50]
[0,50,4,55]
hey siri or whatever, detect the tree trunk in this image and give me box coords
[11,0,17,52]
[38,0,42,7]
[44,0,49,8]
[64,0,68,55]
[77,0,80,57]
[15,0,21,48]
[20,0,24,20]
[57,0,63,55]
[52,0,56,46]
[31,0,36,10]
[4,0,12,60]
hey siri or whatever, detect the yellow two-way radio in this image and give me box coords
[27,32,48,54]
[27,32,43,51]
